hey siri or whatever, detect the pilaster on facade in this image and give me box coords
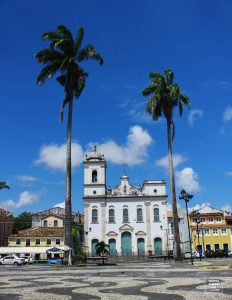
[145,201,152,251]
[100,201,106,242]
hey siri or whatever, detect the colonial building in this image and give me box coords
[189,205,232,253]
[0,208,13,246]
[6,227,65,260]
[0,207,84,259]
[83,147,168,256]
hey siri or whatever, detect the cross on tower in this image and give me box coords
[121,163,128,175]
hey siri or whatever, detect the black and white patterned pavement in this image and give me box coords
[0,260,231,299]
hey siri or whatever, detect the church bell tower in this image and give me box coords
[83,146,107,197]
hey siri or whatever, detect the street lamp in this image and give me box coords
[179,189,194,265]
[0,182,10,190]
[192,211,202,261]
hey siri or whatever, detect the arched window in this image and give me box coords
[137,208,143,222]
[123,208,129,223]
[154,207,160,222]
[109,209,115,223]
[92,209,98,223]
[92,170,98,183]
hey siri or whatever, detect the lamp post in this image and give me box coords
[0,182,10,190]
[201,223,205,254]
[192,211,202,261]
[179,189,194,265]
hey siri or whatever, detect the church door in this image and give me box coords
[121,232,132,256]
[109,239,116,256]
[154,238,162,255]
[137,238,145,256]
[91,239,99,256]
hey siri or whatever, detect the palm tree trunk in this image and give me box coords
[167,119,182,260]
[65,94,73,248]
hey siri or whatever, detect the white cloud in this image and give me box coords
[34,143,84,171]
[16,175,38,183]
[176,167,201,193]
[189,202,211,212]
[223,107,232,122]
[0,191,41,209]
[91,125,153,166]
[156,154,187,169]
[35,126,152,170]
[188,109,203,126]
[221,204,232,213]
[226,171,232,176]
[54,201,65,209]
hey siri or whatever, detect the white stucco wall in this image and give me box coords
[86,197,168,255]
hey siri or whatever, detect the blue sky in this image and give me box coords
[0,0,232,216]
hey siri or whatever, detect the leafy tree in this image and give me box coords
[35,25,103,247]
[12,211,32,234]
[96,241,109,265]
[142,69,190,260]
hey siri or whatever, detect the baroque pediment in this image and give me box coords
[135,231,146,236]
[108,174,142,197]
[106,231,118,237]
[119,224,134,232]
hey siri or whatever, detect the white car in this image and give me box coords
[0,256,25,265]
[22,256,37,264]
[184,252,194,259]
[228,251,232,257]
[194,251,205,258]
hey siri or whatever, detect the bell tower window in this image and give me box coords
[92,170,98,183]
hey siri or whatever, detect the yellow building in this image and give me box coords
[6,227,65,260]
[189,205,232,253]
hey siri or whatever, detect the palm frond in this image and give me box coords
[142,85,156,97]
[149,72,162,80]
[36,63,60,84]
[54,39,75,56]
[178,100,183,116]
[56,74,66,87]
[164,69,174,85]
[75,27,84,53]
[73,74,87,99]
[77,44,103,65]
[56,25,74,45]
[146,95,161,120]
[60,96,69,123]
[35,49,64,65]
[42,31,60,41]
[179,93,190,107]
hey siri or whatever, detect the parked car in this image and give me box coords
[228,251,232,257]
[214,249,228,258]
[21,256,37,264]
[0,256,25,265]
[205,250,215,258]
[193,251,205,258]
[183,252,194,259]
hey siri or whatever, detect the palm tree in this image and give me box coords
[142,69,190,260]
[0,182,10,190]
[96,241,109,265]
[35,25,103,248]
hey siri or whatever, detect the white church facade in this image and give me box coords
[83,147,169,256]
